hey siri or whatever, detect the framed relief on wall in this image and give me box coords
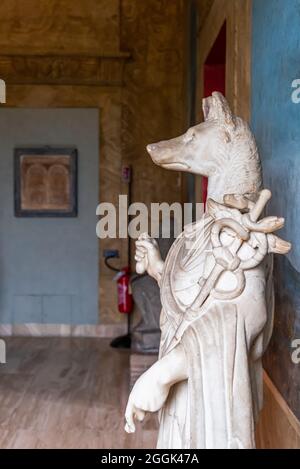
[14,147,78,217]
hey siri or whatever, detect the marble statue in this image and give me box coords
[124,92,291,449]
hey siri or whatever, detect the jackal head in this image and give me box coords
[146,92,262,200]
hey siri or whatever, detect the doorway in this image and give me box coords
[202,22,226,205]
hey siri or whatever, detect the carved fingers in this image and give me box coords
[135,233,164,281]
[124,349,188,434]
[135,232,152,274]
[135,233,157,274]
[124,368,168,433]
[124,399,145,434]
[135,233,159,254]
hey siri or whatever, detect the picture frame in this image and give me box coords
[14,146,78,217]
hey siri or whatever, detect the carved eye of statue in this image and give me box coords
[185,130,196,143]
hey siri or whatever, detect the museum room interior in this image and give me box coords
[0,0,299,450]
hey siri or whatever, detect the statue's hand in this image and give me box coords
[124,367,169,433]
[124,345,188,433]
[135,233,164,282]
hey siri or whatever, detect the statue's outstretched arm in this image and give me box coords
[124,344,187,433]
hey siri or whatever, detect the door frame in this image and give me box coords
[195,0,252,202]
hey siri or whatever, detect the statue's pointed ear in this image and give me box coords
[212,92,236,129]
[202,96,213,120]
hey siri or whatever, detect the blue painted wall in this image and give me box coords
[251,0,300,417]
[0,109,99,325]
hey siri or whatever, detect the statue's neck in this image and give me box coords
[207,171,261,204]
[206,172,229,204]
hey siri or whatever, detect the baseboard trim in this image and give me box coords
[256,371,300,448]
[0,323,127,338]
[264,371,300,435]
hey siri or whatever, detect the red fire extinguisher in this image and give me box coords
[116,267,133,314]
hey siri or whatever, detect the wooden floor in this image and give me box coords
[0,337,158,449]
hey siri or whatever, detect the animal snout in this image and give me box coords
[147,144,157,153]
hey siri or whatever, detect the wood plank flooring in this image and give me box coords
[0,337,158,448]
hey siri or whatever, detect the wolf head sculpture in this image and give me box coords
[147,92,262,203]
